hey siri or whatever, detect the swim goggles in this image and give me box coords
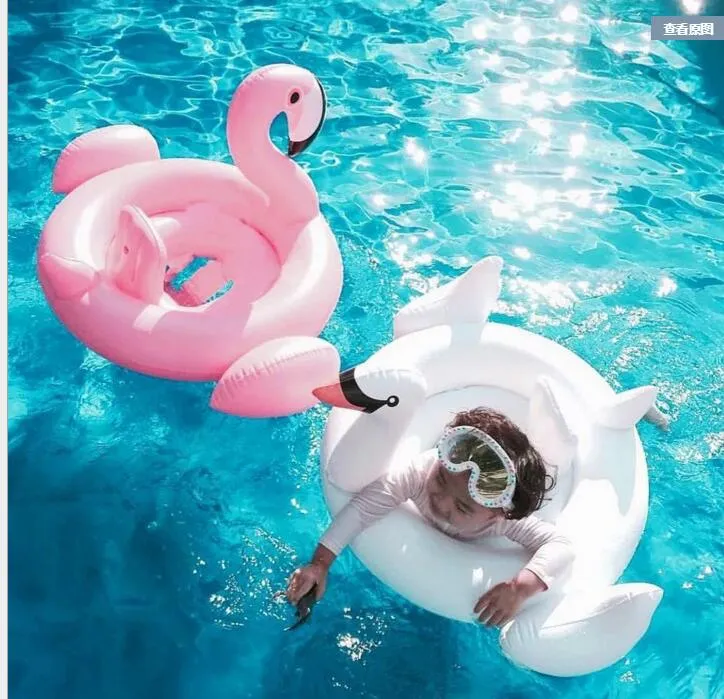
[436,426,517,510]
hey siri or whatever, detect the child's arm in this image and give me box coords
[499,516,575,590]
[474,517,574,627]
[319,462,425,555]
[286,455,428,603]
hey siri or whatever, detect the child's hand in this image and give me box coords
[474,569,546,627]
[286,562,328,604]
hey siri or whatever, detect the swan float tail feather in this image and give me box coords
[500,583,663,677]
[596,386,669,431]
[393,255,503,338]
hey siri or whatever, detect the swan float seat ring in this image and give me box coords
[313,256,665,677]
[37,64,343,418]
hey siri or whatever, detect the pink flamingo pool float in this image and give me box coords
[37,64,343,418]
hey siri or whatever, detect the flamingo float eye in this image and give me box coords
[386,395,400,407]
[290,91,301,104]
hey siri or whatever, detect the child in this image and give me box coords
[286,408,575,627]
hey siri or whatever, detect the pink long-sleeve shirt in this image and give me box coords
[321,449,574,588]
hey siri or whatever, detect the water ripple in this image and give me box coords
[8,0,724,697]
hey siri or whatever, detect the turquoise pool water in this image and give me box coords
[8,0,724,697]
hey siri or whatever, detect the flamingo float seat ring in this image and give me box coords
[314,256,664,677]
[37,64,342,418]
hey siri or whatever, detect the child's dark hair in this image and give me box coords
[446,407,555,520]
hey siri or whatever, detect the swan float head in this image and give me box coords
[313,365,428,490]
[313,365,427,414]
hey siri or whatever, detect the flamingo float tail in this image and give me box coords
[52,124,161,195]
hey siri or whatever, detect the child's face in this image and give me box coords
[425,460,497,530]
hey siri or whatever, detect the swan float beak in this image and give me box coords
[313,367,400,413]
[288,78,327,157]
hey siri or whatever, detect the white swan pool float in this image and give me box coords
[314,256,664,677]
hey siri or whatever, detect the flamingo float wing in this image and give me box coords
[210,336,340,418]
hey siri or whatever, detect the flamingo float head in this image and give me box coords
[227,63,327,162]
[284,72,327,157]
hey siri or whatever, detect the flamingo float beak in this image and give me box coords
[313,367,399,414]
[288,78,327,158]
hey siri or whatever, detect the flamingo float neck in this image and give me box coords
[226,68,320,259]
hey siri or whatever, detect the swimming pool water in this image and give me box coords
[8,0,724,696]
